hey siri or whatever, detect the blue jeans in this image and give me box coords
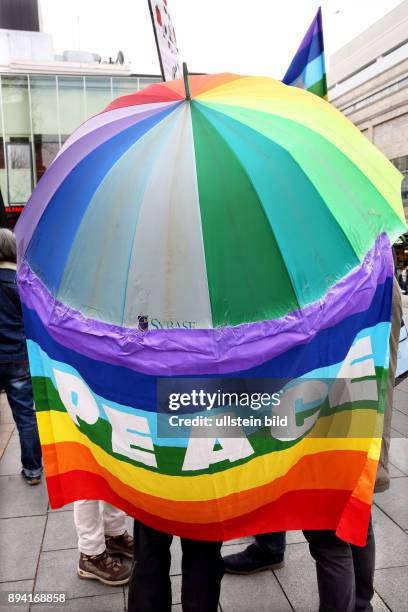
[254,531,286,556]
[0,361,42,478]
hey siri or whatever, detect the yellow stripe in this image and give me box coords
[37,409,381,502]
[195,77,405,225]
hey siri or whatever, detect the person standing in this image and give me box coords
[128,520,224,611]
[401,265,408,294]
[0,228,42,485]
[223,273,402,611]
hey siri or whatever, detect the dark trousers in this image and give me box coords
[128,521,224,612]
[303,518,375,612]
[255,531,286,556]
[0,361,42,477]
[254,520,374,612]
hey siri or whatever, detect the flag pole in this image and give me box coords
[183,62,191,100]
[147,0,165,81]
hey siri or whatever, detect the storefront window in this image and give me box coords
[112,76,139,98]
[0,137,6,211]
[1,75,30,136]
[85,76,112,117]
[34,134,59,182]
[30,75,59,135]
[0,72,160,221]
[57,76,86,135]
[1,76,32,209]
[391,156,408,207]
[6,139,33,205]
[139,77,160,90]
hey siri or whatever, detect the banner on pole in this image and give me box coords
[283,7,328,99]
[148,0,182,81]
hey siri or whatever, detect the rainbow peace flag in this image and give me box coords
[15,74,405,545]
[283,7,328,99]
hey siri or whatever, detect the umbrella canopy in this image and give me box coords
[16,73,405,328]
[15,74,406,545]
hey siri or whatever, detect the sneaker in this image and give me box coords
[21,470,41,486]
[105,530,134,559]
[223,543,285,574]
[77,550,131,586]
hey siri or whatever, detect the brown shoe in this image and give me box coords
[77,550,131,585]
[105,530,133,559]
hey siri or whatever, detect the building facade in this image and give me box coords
[328,0,408,230]
[0,71,160,223]
[0,17,161,225]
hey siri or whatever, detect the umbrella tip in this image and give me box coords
[183,62,191,100]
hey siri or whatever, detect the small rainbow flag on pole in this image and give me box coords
[283,7,328,99]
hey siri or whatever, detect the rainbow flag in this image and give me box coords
[283,7,328,99]
[20,242,392,545]
[15,74,405,546]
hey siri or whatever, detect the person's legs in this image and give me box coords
[128,522,172,612]
[102,502,133,559]
[1,361,42,479]
[223,532,286,574]
[74,500,105,555]
[351,518,375,612]
[102,502,127,536]
[255,531,286,556]
[74,500,131,585]
[303,529,355,612]
[181,538,224,612]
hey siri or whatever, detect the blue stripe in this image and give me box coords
[23,278,393,412]
[297,53,325,90]
[57,106,183,324]
[26,104,181,295]
[283,31,324,85]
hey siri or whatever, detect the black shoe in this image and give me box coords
[223,543,284,574]
[21,470,42,486]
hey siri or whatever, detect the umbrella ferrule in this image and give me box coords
[183,62,191,100]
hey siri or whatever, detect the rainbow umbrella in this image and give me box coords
[15,74,406,545]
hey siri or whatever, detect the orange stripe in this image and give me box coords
[162,73,243,98]
[42,441,371,524]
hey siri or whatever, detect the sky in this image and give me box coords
[39,0,404,78]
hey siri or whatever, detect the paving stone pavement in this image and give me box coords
[0,387,407,612]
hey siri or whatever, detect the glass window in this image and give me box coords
[392,156,408,207]
[1,75,30,136]
[138,77,161,90]
[30,75,59,135]
[112,77,139,98]
[57,76,86,136]
[392,156,408,174]
[0,138,6,209]
[85,77,112,117]
[6,140,33,205]
[34,134,59,182]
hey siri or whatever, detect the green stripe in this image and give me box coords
[197,102,405,262]
[307,74,328,98]
[194,102,360,307]
[32,375,383,477]
[190,103,298,326]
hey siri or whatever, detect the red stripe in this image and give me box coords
[104,85,183,111]
[336,495,372,546]
[46,470,370,544]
